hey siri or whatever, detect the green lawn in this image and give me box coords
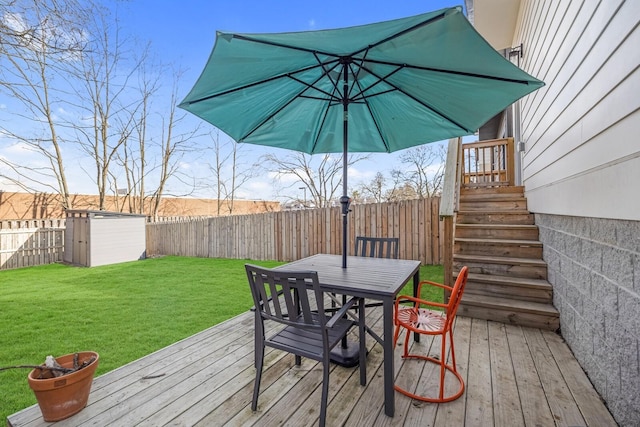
[0,256,442,421]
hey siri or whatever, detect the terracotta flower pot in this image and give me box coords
[28,351,99,422]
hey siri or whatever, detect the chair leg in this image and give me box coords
[358,298,366,386]
[448,328,457,373]
[393,322,401,347]
[254,313,260,368]
[393,326,465,403]
[402,324,412,358]
[439,333,447,401]
[252,343,264,411]
[319,359,329,427]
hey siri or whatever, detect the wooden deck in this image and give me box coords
[8,306,617,427]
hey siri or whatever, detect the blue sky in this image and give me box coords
[125,1,466,79]
[2,0,473,202]
[123,0,467,110]
[134,0,468,201]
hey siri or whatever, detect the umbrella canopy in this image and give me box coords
[179,6,544,267]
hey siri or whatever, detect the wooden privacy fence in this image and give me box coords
[0,198,444,269]
[147,198,444,265]
[0,219,65,270]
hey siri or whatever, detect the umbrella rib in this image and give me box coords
[357,63,474,133]
[227,10,448,61]
[346,47,371,100]
[239,64,342,141]
[347,62,391,152]
[309,100,334,154]
[184,59,341,105]
[346,62,468,141]
[363,58,536,85]
[348,63,403,102]
[309,73,345,154]
[230,33,343,59]
[349,10,448,58]
[367,64,473,132]
[288,74,341,103]
[314,51,343,98]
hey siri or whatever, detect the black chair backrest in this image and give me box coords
[355,236,399,259]
[245,264,325,329]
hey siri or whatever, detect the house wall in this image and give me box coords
[511,1,640,425]
[515,0,640,220]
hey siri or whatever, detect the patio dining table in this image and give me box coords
[275,253,421,417]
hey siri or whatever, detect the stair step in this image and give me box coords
[459,198,528,211]
[459,192,525,202]
[456,211,535,225]
[460,185,525,195]
[454,254,547,280]
[461,293,557,315]
[455,238,543,258]
[455,224,539,240]
[456,237,542,246]
[460,272,552,289]
[458,294,559,331]
[454,185,557,329]
[456,272,553,303]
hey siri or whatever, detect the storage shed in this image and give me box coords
[64,210,146,267]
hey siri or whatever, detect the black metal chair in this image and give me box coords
[245,264,366,427]
[354,236,400,310]
[355,236,399,259]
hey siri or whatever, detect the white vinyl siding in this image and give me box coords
[514,0,640,221]
[89,216,146,267]
[64,211,146,267]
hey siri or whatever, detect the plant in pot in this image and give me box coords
[2,351,99,422]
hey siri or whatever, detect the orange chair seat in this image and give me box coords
[396,307,446,333]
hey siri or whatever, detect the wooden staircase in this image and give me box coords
[453,186,560,331]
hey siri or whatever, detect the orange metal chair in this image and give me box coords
[393,266,469,403]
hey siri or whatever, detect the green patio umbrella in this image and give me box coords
[179,6,544,268]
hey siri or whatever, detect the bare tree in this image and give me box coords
[0,0,91,209]
[147,71,201,220]
[72,9,148,210]
[386,174,418,201]
[206,130,256,215]
[116,57,162,214]
[392,144,446,198]
[0,1,204,219]
[358,172,388,203]
[263,151,367,208]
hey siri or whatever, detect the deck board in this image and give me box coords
[432,315,471,427]
[464,319,494,426]
[488,321,524,426]
[7,308,617,427]
[523,327,587,427]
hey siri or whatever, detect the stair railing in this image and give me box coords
[439,137,463,288]
[461,137,515,188]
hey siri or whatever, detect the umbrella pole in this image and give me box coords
[332,64,361,367]
[340,62,350,269]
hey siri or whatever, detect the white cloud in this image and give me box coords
[237,179,276,200]
[268,170,300,185]
[0,178,25,192]
[0,140,35,157]
[347,165,374,181]
[3,12,27,33]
